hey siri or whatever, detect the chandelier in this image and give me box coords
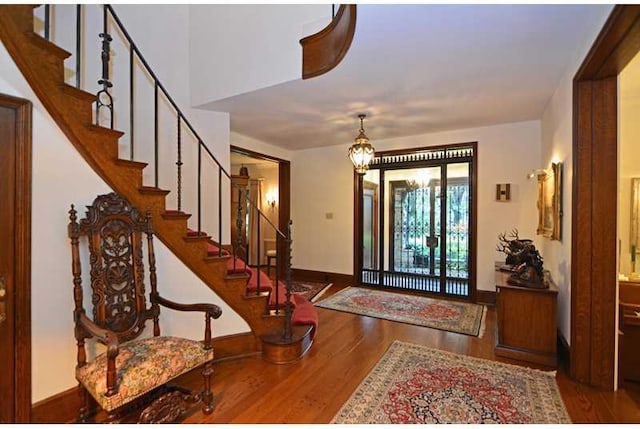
[348,114,375,175]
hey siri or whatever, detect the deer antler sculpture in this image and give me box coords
[496,230,547,288]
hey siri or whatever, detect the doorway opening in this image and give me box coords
[356,143,477,300]
[230,146,290,277]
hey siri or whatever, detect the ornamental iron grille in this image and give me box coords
[360,146,474,299]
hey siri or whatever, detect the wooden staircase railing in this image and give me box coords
[0,4,314,361]
[300,4,357,79]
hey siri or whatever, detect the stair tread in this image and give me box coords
[139,186,170,195]
[60,83,96,103]
[2,5,310,353]
[25,31,71,59]
[115,158,148,169]
[88,124,125,139]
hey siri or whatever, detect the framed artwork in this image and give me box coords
[536,162,562,240]
[629,178,640,256]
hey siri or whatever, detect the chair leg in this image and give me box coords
[78,385,89,423]
[201,361,214,415]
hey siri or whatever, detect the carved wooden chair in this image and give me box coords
[68,193,222,423]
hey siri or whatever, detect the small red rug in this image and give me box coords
[332,341,571,424]
[290,281,332,302]
[315,286,485,336]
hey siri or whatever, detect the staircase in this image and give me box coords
[0,4,317,363]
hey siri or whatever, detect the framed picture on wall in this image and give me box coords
[629,178,640,257]
[536,162,562,240]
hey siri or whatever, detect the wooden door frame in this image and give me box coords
[571,5,640,390]
[0,93,32,422]
[353,142,478,302]
[362,180,379,270]
[230,145,291,278]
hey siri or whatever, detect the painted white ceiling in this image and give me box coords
[200,4,611,150]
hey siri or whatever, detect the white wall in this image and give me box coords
[292,120,542,292]
[231,131,292,161]
[1,5,248,403]
[189,4,330,106]
[540,5,613,344]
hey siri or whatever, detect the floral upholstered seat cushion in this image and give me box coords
[76,336,213,412]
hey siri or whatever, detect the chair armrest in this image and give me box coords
[77,313,120,352]
[152,293,222,319]
[77,313,120,396]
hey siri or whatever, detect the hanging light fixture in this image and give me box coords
[348,114,375,175]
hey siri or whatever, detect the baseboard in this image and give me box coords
[31,333,260,423]
[213,332,260,359]
[557,329,570,370]
[291,268,354,286]
[476,290,496,306]
[32,385,82,423]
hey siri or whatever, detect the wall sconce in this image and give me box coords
[265,190,278,208]
[527,168,547,180]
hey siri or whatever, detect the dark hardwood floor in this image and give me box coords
[176,283,639,423]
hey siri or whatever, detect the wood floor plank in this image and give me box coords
[177,284,639,423]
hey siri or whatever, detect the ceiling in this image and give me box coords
[201,4,611,151]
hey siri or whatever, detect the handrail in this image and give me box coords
[299,4,357,79]
[105,5,229,177]
[104,5,287,239]
[106,5,292,331]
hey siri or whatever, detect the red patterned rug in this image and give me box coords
[290,281,333,302]
[332,341,571,424]
[315,287,485,336]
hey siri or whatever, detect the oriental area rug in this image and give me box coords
[290,281,333,302]
[315,287,485,336]
[332,341,571,424]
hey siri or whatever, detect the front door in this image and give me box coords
[358,144,475,300]
[0,94,32,423]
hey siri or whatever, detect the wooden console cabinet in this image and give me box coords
[494,268,558,367]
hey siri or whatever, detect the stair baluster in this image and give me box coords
[96,6,113,129]
[0,4,305,356]
[176,115,183,212]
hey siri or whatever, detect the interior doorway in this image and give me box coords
[571,5,640,391]
[355,143,477,301]
[0,93,32,423]
[229,146,290,277]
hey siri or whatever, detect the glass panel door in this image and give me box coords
[445,163,470,296]
[359,147,473,299]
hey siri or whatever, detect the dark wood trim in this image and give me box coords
[230,145,288,164]
[469,142,478,303]
[212,332,260,360]
[230,145,291,280]
[31,386,82,424]
[277,161,291,279]
[291,268,354,286]
[353,142,478,301]
[571,5,638,390]
[374,141,478,158]
[476,290,496,306]
[558,329,571,370]
[31,332,260,424]
[575,6,640,80]
[0,93,32,423]
[300,5,357,80]
[362,180,379,270]
[353,170,362,286]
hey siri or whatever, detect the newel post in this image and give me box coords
[283,220,293,340]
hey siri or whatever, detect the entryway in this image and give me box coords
[0,93,32,422]
[355,143,477,300]
[229,146,290,277]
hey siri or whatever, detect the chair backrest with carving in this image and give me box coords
[69,193,160,344]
